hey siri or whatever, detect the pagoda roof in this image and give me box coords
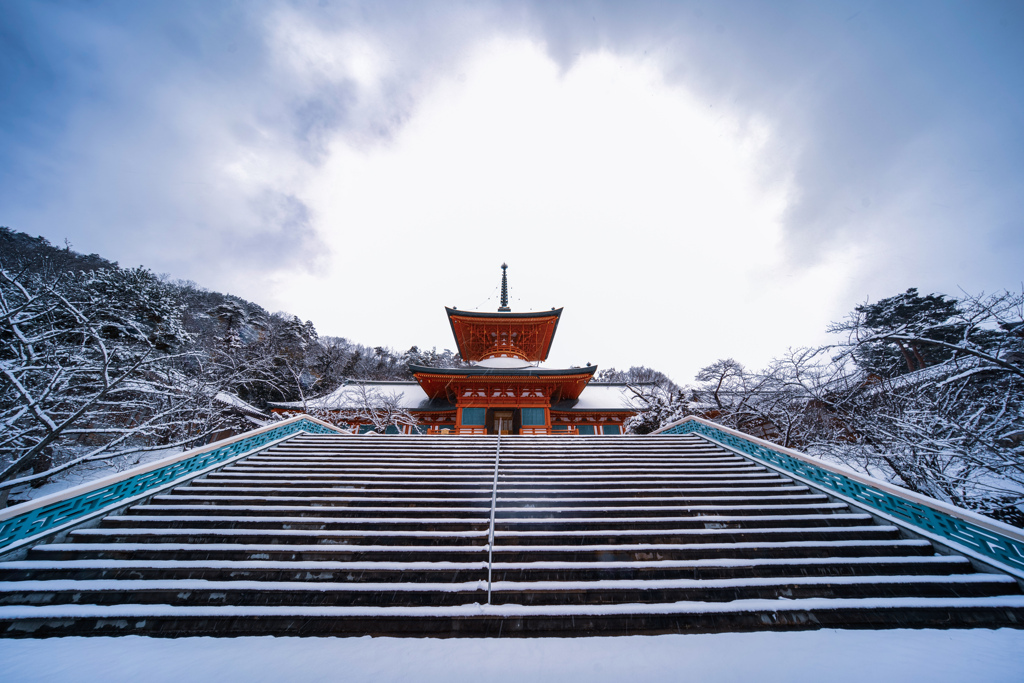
[408,363,595,378]
[445,307,562,362]
[268,377,640,415]
[410,363,596,403]
[445,307,564,321]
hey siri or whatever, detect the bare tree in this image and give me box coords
[0,267,243,500]
[350,384,419,434]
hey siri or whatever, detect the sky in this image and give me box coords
[2,1,1022,384]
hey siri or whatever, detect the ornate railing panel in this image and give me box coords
[655,417,1024,577]
[0,416,342,553]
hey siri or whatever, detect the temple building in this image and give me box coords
[271,264,639,434]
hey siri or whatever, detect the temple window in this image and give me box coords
[522,408,546,426]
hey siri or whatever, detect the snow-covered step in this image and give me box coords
[28,539,938,564]
[128,501,849,517]
[4,596,1024,637]
[497,513,874,526]
[64,525,899,549]
[199,476,498,487]
[28,542,494,563]
[68,527,490,545]
[0,579,489,608]
[0,558,490,583]
[167,485,814,499]
[2,432,1022,638]
[3,573,1015,609]
[196,476,793,488]
[127,503,494,518]
[175,486,499,498]
[493,490,817,502]
[153,494,495,505]
[103,514,490,530]
[0,555,975,584]
[494,494,833,507]
[100,513,875,532]
[494,502,851,516]
[491,525,899,541]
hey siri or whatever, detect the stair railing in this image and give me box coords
[653,415,1024,579]
[487,431,501,604]
[0,415,345,558]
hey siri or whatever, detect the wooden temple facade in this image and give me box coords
[271,265,638,434]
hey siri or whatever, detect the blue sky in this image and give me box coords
[2,1,1022,382]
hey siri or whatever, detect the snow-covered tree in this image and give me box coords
[350,384,418,434]
[0,266,208,498]
[820,288,1024,518]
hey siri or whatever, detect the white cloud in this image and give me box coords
[268,10,388,92]
[8,3,1017,384]
[257,38,858,382]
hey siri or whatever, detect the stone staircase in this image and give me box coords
[2,434,1023,637]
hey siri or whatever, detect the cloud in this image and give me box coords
[518,1,1024,289]
[1,1,1022,381]
[265,38,854,381]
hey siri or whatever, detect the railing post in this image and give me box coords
[487,432,501,605]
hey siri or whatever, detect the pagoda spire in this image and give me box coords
[498,263,511,312]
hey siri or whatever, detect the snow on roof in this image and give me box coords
[214,392,270,419]
[474,357,537,369]
[553,383,643,412]
[269,381,446,412]
[271,381,641,414]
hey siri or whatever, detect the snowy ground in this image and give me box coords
[5,447,184,507]
[2,629,1023,683]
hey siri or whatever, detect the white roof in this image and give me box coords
[271,381,641,413]
[560,383,643,412]
[474,357,536,368]
[214,392,270,419]
[270,382,433,411]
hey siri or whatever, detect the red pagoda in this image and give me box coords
[272,264,637,434]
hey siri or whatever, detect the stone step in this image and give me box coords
[493,503,850,517]
[124,502,852,519]
[167,485,811,499]
[151,494,497,508]
[67,527,491,546]
[99,513,874,532]
[0,555,975,584]
[66,525,900,548]
[192,478,794,490]
[126,504,495,519]
[237,454,755,462]
[4,597,1024,637]
[2,574,1016,609]
[27,539,937,563]
[4,431,1021,638]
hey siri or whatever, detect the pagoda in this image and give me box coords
[271,265,637,434]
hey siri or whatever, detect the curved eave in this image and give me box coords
[411,364,596,403]
[445,307,564,321]
[409,363,595,378]
[445,307,563,362]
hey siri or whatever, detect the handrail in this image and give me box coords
[0,415,344,555]
[652,415,1024,578]
[487,432,501,604]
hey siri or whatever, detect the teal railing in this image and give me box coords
[0,416,343,554]
[654,416,1024,578]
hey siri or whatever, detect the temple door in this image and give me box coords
[494,410,513,435]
